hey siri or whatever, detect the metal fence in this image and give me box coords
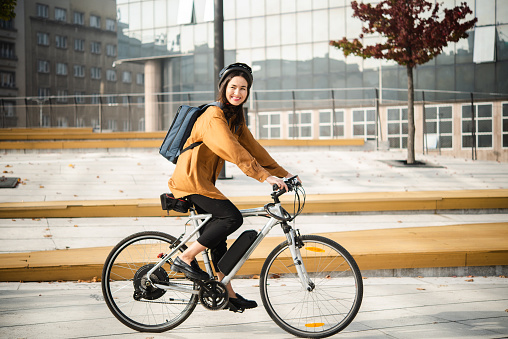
[1,87,507,132]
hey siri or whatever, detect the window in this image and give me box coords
[90,67,101,79]
[319,109,345,138]
[387,107,408,149]
[2,101,15,117]
[90,41,101,54]
[55,7,66,22]
[73,65,85,77]
[74,39,84,51]
[56,90,68,102]
[503,103,508,148]
[90,15,101,28]
[37,60,50,73]
[74,12,84,25]
[136,73,144,85]
[75,91,85,104]
[0,18,14,30]
[107,119,117,130]
[461,104,493,148]
[473,26,496,63]
[288,111,313,138]
[76,118,84,127]
[56,62,67,75]
[258,112,282,139]
[106,96,116,105]
[106,69,116,82]
[122,71,132,83]
[38,88,50,99]
[106,18,116,31]
[37,4,49,18]
[137,96,145,107]
[352,108,376,139]
[424,105,453,149]
[55,35,67,48]
[37,32,49,46]
[106,44,116,56]
[91,94,100,105]
[0,42,15,59]
[57,116,68,127]
[0,71,15,88]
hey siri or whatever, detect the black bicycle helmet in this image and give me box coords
[218,63,253,89]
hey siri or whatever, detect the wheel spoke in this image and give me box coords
[102,232,198,332]
[260,235,363,338]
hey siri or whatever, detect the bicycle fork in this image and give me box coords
[284,226,315,291]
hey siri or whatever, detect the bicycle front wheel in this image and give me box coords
[260,235,363,338]
[101,231,199,332]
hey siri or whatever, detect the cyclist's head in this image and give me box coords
[218,63,253,90]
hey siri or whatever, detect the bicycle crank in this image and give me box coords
[198,280,229,310]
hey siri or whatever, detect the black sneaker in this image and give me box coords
[227,293,257,312]
[171,257,209,281]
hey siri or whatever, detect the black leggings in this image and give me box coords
[188,194,243,272]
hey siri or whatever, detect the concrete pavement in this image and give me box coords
[0,277,507,339]
[0,147,508,338]
[0,148,507,281]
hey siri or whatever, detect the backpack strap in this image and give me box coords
[179,102,222,155]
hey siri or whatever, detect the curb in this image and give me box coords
[1,189,507,218]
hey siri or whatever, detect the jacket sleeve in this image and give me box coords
[201,112,272,182]
[237,123,288,178]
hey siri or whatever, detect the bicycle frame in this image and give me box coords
[146,201,314,294]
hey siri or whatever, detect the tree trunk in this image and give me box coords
[406,65,415,164]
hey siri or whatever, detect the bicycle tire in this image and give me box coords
[101,231,199,332]
[260,235,363,338]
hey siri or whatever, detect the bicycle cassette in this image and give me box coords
[198,280,229,310]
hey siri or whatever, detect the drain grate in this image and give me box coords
[0,177,20,188]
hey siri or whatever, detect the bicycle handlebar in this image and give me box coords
[271,175,301,199]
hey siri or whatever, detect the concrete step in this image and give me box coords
[1,189,507,218]
[1,222,506,282]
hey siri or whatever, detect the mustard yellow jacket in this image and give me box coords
[168,106,288,200]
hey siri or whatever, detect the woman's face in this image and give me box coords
[226,76,248,106]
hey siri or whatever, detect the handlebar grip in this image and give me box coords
[272,184,279,191]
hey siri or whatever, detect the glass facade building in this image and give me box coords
[115,0,508,161]
[117,0,508,97]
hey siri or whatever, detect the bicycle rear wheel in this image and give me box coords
[260,235,363,338]
[101,231,198,332]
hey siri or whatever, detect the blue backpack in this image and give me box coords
[159,102,220,164]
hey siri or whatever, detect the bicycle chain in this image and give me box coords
[137,280,198,305]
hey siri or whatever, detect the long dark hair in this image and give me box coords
[217,70,252,128]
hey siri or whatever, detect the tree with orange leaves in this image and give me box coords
[330,0,477,164]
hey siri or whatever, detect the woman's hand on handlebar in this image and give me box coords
[266,176,288,192]
[285,173,302,184]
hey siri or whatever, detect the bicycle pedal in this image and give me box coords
[226,302,245,313]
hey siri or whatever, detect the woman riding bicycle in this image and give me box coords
[168,63,298,311]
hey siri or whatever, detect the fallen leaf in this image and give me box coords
[417,288,426,290]
[44,234,52,238]
[251,275,260,279]
[74,225,78,227]
[39,185,44,188]
[68,164,75,168]
[465,279,474,282]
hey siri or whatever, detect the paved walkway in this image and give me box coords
[0,277,507,338]
[0,148,507,281]
[0,148,507,337]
